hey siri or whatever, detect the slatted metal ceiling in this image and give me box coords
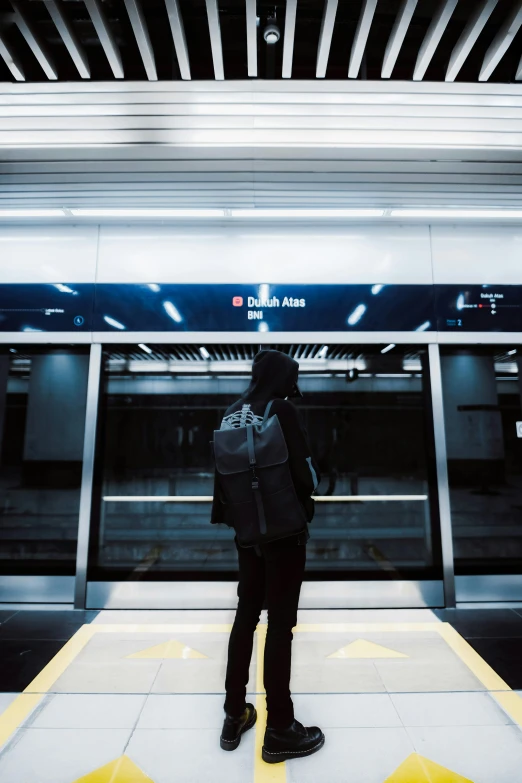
[101,344,515,375]
[8,347,517,376]
[107,344,363,362]
[1,0,522,84]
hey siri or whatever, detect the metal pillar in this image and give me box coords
[428,343,456,607]
[74,343,102,608]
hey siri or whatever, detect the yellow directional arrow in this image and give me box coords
[328,639,408,659]
[126,640,208,659]
[73,755,154,783]
[384,753,474,782]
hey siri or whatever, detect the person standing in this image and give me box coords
[211,349,325,763]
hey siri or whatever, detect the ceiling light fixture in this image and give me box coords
[231,208,384,218]
[9,207,522,222]
[390,209,522,219]
[0,209,65,218]
[70,208,225,218]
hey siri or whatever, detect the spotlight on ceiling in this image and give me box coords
[264,23,280,44]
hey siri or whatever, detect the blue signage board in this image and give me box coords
[0,283,94,332]
[436,285,522,332]
[0,282,520,333]
[93,283,435,333]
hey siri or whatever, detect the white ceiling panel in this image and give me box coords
[1,81,522,211]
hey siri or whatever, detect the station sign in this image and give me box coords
[0,283,520,333]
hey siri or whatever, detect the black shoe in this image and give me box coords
[220,703,257,751]
[262,719,325,763]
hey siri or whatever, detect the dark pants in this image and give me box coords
[224,535,306,730]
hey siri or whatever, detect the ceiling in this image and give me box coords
[2,80,522,211]
[1,0,522,84]
[2,2,522,214]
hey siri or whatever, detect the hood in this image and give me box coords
[242,349,301,401]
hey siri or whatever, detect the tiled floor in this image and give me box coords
[0,607,522,782]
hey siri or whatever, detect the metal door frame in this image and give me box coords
[74,343,102,608]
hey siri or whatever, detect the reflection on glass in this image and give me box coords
[91,345,441,581]
[441,347,522,574]
[0,347,89,575]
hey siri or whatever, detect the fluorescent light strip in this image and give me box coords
[103,494,428,502]
[0,209,64,217]
[70,208,225,217]
[391,208,522,219]
[231,209,384,218]
[4,207,522,221]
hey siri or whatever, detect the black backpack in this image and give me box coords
[212,401,307,546]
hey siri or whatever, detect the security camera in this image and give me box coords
[263,23,280,44]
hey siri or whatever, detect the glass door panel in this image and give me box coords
[440,346,522,576]
[89,344,442,583]
[0,346,90,581]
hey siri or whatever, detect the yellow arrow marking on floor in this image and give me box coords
[73,755,154,783]
[126,640,208,659]
[328,639,408,659]
[384,753,474,782]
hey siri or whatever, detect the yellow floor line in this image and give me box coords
[0,693,43,748]
[293,622,443,633]
[437,623,522,727]
[437,624,511,692]
[254,624,286,783]
[24,623,96,694]
[0,623,96,749]
[493,691,522,725]
[90,623,233,634]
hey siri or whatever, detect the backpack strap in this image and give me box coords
[246,423,267,537]
[263,399,275,422]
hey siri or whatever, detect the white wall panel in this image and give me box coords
[431,225,522,284]
[96,224,432,284]
[2,222,522,288]
[0,225,98,282]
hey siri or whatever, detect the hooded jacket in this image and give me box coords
[210,350,320,537]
